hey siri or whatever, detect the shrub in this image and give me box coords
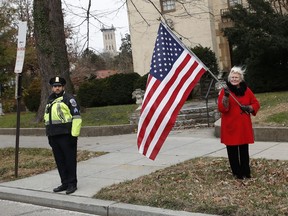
[77,79,108,107]
[77,72,141,107]
[134,73,149,90]
[189,45,219,99]
[103,73,140,105]
[246,64,288,93]
[23,79,41,112]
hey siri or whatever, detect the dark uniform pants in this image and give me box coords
[226,144,250,177]
[48,134,77,187]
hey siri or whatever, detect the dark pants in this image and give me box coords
[48,134,77,187]
[226,144,250,178]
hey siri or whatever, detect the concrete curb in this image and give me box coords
[0,124,286,215]
[214,119,288,142]
[0,124,138,137]
[0,186,215,216]
[1,121,288,142]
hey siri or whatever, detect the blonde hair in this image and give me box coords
[228,66,245,82]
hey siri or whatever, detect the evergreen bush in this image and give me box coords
[23,79,41,112]
[246,65,288,93]
[78,73,140,107]
[134,73,149,90]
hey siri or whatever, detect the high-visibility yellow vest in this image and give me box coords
[44,92,82,137]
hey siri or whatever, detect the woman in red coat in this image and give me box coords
[218,66,260,179]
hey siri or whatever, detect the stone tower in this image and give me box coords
[101,25,117,54]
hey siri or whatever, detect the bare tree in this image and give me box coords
[62,0,126,52]
[33,0,73,122]
[269,0,288,14]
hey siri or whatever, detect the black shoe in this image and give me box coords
[245,174,251,178]
[53,185,68,193]
[233,174,243,180]
[66,185,77,194]
[236,175,244,180]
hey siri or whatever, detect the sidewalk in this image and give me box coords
[0,128,287,216]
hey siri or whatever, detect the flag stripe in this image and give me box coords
[138,53,192,153]
[145,60,205,159]
[142,53,197,156]
[137,77,159,148]
[140,74,156,114]
[142,58,194,155]
[137,22,207,160]
[148,66,206,159]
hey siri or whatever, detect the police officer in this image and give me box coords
[44,76,82,194]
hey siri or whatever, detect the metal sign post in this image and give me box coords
[14,21,27,178]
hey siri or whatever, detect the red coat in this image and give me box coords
[218,87,260,146]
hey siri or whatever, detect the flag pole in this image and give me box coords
[161,21,242,107]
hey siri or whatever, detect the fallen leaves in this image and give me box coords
[95,157,288,216]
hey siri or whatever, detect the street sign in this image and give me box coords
[14,21,27,74]
[14,21,27,178]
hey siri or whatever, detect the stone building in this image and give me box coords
[101,25,117,54]
[126,0,249,76]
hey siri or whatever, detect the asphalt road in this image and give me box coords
[0,199,100,216]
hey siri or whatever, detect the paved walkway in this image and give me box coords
[0,128,287,216]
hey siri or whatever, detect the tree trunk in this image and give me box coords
[33,0,73,122]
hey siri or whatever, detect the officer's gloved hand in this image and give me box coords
[224,88,230,97]
[240,105,253,113]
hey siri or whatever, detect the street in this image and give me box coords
[0,199,100,216]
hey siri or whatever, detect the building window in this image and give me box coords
[160,0,176,13]
[228,0,242,8]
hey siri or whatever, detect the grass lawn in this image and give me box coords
[0,104,138,128]
[252,91,288,126]
[0,92,287,128]
[81,104,138,126]
[0,92,287,216]
[0,91,288,128]
[0,147,107,183]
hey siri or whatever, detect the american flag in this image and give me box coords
[137,22,207,160]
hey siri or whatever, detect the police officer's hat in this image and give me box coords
[49,76,66,86]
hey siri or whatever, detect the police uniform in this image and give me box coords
[44,76,82,194]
